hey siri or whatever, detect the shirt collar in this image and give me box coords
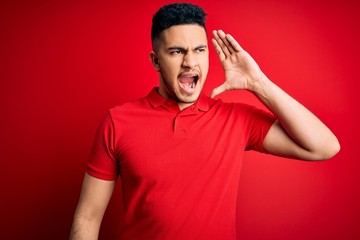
[147,87,210,112]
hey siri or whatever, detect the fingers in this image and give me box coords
[212,30,231,58]
[210,30,246,98]
[211,36,226,62]
[212,30,241,58]
[210,82,230,98]
[224,33,243,52]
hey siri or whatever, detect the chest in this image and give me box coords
[114,109,246,184]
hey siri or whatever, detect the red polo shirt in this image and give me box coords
[87,88,276,240]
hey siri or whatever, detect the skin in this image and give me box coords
[150,24,209,110]
[210,30,340,160]
[70,24,340,240]
[70,173,115,240]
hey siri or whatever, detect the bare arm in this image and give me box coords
[211,30,340,160]
[70,173,116,240]
[252,78,339,160]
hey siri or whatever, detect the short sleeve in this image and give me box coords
[245,107,276,153]
[86,112,119,180]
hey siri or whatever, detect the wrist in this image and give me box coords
[247,73,271,95]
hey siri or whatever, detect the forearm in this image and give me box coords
[69,215,101,240]
[210,29,339,159]
[250,74,340,159]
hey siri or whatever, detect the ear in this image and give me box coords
[149,51,160,72]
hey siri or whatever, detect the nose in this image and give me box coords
[182,52,198,69]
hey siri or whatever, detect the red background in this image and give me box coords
[1,0,359,239]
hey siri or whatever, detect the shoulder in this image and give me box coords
[209,98,275,124]
[210,98,259,113]
[108,96,150,116]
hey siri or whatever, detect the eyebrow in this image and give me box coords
[195,44,207,50]
[168,46,186,52]
[167,44,207,51]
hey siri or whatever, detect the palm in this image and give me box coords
[211,30,263,98]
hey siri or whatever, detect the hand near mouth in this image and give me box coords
[210,30,266,98]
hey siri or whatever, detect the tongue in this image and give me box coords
[179,77,196,94]
[179,77,194,84]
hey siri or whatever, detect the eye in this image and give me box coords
[196,47,206,53]
[170,49,184,55]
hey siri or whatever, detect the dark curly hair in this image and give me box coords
[151,3,207,48]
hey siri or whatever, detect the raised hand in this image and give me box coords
[210,30,265,98]
[210,31,340,161]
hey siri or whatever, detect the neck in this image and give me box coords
[178,102,195,111]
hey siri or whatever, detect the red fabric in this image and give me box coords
[87,88,276,239]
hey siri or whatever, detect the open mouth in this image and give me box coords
[178,73,199,93]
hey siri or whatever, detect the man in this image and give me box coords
[70,3,340,240]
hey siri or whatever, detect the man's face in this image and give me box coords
[152,24,209,110]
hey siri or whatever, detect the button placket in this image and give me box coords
[174,105,200,136]
[173,113,188,137]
